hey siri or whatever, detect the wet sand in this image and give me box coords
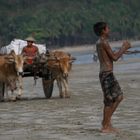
[0,45,140,140]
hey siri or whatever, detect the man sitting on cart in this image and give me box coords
[21,36,39,72]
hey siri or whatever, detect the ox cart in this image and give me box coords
[0,60,54,101]
[23,61,54,99]
[0,38,55,101]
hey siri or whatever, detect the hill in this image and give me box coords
[0,0,140,47]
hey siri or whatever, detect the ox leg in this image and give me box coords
[56,79,64,98]
[8,80,17,101]
[5,83,12,100]
[5,84,9,100]
[10,91,16,101]
[17,76,23,99]
[4,84,16,101]
[62,78,70,98]
[0,82,4,101]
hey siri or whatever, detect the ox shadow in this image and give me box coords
[1,96,65,103]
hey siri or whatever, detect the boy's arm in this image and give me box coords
[104,41,131,61]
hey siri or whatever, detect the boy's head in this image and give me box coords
[93,22,107,36]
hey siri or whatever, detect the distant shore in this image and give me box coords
[56,39,140,53]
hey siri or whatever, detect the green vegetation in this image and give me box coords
[0,0,140,47]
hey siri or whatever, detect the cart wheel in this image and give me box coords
[0,82,5,102]
[42,79,54,99]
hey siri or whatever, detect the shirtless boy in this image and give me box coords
[93,22,131,133]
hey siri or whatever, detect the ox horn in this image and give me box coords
[70,57,76,60]
[47,57,59,61]
[9,50,16,56]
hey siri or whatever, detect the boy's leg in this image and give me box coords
[102,95,123,133]
[102,106,113,133]
[109,95,123,127]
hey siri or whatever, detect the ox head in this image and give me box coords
[38,51,76,78]
[47,55,76,78]
[5,50,25,76]
[60,56,76,77]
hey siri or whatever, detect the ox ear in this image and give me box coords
[23,56,29,64]
[69,57,76,63]
[19,53,27,61]
[4,56,15,63]
[5,50,16,63]
[47,59,60,68]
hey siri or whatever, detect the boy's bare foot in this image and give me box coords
[101,127,119,133]
[110,127,120,133]
[109,123,120,133]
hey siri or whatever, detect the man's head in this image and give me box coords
[93,22,108,37]
[25,36,36,46]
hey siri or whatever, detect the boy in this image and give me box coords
[93,22,131,133]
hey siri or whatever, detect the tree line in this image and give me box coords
[0,0,140,48]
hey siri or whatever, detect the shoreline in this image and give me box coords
[56,40,140,53]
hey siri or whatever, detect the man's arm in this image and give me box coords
[104,41,131,61]
[36,47,39,56]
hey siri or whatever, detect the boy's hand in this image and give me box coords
[122,40,131,50]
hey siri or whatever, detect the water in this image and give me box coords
[73,53,93,64]
[73,46,140,65]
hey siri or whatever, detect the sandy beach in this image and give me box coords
[0,41,140,140]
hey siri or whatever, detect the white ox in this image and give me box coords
[0,50,25,101]
[0,38,46,101]
[41,51,76,98]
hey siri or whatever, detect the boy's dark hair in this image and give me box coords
[93,22,107,36]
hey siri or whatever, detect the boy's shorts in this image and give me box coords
[99,71,123,106]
